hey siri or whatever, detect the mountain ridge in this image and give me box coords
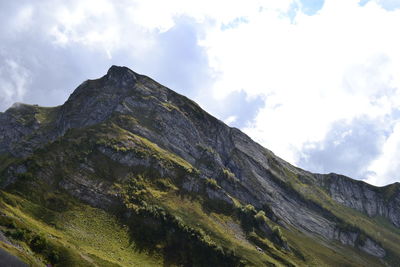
[0,65,400,266]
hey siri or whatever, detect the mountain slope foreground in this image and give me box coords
[1,66,400,266]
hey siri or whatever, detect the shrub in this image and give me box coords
[48,250,60,264]
[247,231,271,251]
[0,216,16,228]
[356,233,367,247]
[243,204,256,215]
[271,226,288,249]
[238,205,257,232]
[205,178,219,190]
[17,172,34,180]
[254,211,268,224]
[30,234,49,253]
[222,169,237,183]
[272,226,283,239]
[11,229,29,241]
[155,179,175,191]
[8,221,17,229]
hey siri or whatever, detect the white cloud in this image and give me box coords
[196,0,400,186]
[366,121,400,185]
[40,0,296,61]
[224,115,237,124]
[0,59,31,108]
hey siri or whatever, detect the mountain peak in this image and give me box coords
[106,65,137,83]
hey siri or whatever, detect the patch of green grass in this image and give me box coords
[0,192,163,267]
[205,178,220,190]
[57,205,162,266]
[34,106,59,125]
[283,226,383,267]
[161,102,180,112]
[6,104,59,127]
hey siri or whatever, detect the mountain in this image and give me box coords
[1,65,400,266]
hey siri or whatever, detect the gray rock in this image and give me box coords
[320,173,400,228]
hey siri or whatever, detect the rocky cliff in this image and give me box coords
[320,173,400,227]
[0,66,399,266]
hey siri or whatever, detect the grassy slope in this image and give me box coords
[0,116,398,266]
[0,120,295,266]
[283,227,383,267]
[0,192,162,266]
[0,186,302,267]
[153,190,295,266]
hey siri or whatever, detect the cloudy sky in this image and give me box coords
[1,0,400,186]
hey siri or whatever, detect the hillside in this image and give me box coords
[0,65,399,266]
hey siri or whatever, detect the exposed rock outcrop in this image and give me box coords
[320,173,400,228]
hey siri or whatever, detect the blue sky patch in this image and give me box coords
[300,0,325,15]
[359,0,400,10]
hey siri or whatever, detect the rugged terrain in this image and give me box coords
[0,66,400,266]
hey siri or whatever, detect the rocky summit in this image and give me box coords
[0,66,400,266]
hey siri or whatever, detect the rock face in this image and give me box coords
[0,247,28,267]
[1,66,400,265]
[0,103,55,157]
[320,173,400,228]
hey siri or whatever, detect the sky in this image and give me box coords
[1,0,400,186]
